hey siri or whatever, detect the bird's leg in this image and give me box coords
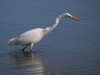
[30,43,34,52]
[22,45,29,51]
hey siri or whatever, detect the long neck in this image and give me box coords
[44,14,65,35]
[51,14,64,30]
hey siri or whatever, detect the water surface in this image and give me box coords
[0,0,100,75]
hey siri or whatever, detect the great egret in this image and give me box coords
[8,13,79,51]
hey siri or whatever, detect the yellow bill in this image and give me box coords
[70,15,80,21]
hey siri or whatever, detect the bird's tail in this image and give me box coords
[8,38,16,45]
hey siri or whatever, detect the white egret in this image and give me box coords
[8,13,79,51]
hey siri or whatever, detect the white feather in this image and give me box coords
[8,28,44,45]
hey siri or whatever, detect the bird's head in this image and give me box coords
[64,13,80,21]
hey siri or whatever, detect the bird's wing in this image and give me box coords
[9,28,44,45]
[18,28,44,44]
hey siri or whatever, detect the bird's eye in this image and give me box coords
[67,15,71,18]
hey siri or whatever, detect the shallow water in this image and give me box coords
[0,0,100,75]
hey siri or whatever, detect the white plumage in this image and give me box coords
[8,28,44,45]
[8,13,79,51]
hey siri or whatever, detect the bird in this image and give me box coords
[8,13,79,51]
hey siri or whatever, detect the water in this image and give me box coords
[0,0,100,75]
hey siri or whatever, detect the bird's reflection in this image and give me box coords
[9,51,59,75]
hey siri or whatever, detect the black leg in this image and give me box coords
[22,45,29,51]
